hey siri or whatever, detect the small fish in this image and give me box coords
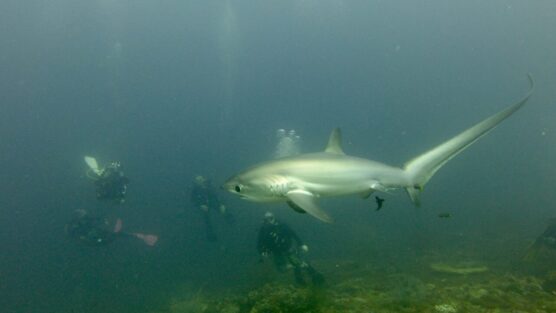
[438,213,451,218]
[375,196,385,211]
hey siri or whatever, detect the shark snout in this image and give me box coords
[221,179,237,193]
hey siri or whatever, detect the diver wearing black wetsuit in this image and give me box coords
[94,162,129,203]
[524,218,556,263]
[257,212,324,286]
[534,219,556,249]
[190,175,233,242]
[65,212,119,246]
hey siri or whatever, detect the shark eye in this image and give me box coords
[235,185,242,193]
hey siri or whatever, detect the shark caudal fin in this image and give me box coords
[403,75,534,206]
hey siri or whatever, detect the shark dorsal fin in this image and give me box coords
[324,128,345,155]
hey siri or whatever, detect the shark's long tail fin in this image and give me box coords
[403,75,534,206]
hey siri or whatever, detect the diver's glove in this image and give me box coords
[300,244,309,253]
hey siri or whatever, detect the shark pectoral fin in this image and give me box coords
[286,190,334,223]
[287,201,307,214]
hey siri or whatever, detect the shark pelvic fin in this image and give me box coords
[403,74,534,206]
[370,181,389,193]
[324,128,345,155]
[286,190,334,223]
[360,189,374,199]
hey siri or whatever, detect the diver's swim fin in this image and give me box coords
[114,218,123,233]
[84,156,101,175]
[132,233,159,246]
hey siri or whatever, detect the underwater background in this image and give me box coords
[1,1,556,312]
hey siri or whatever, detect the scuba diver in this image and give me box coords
[65,209,158,247]
[190,175,233,242]
[524,218,556,262]
[257,212,325,286]
[84,156,129,203]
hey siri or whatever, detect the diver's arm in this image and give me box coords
[120,175,130,184]
[282,224,303,247]
[190,186,204,207]
[541,224,556,238]
[256,227,268,254]
[207,188,222,209]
